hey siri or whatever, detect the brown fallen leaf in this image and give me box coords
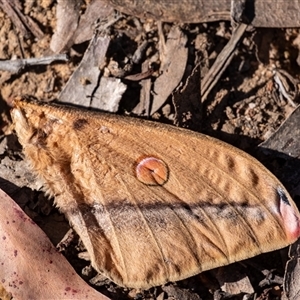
[72,0,115,45]
[151,25,188,114]
[0,188,110,300]
[131,59,153,116]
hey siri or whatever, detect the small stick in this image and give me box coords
[0,0,29,37]
[124,68,154,81]
[0,54,69,73]
[201,23,247,102]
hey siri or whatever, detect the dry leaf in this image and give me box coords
[150,26,188,114]
[131,60,152,116]
[72,0,114,45]
[0,188,110,300]
[10,98,300,289]
[50,0,115,53]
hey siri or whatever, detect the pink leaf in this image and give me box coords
[0,188,110,300]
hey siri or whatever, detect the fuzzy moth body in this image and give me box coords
[11,98,300,289]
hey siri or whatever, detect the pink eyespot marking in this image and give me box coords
[135,156,169,186]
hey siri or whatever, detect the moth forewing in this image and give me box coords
[11,98,300,289]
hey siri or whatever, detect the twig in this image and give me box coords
[124,68,154,81]
[0,54,69,73]
[0,0,44,39]
[201,23,248,102]
[0,0,29,37]
[11,0,44,39]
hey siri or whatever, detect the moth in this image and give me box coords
[11,98,300,289]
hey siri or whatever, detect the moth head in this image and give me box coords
[11,98,33,146]
[11,98,59,148]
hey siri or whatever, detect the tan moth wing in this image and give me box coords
[11,98,300,289]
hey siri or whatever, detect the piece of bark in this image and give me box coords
[91,77,127,112]
[103,0,300,28]
[59,31,126,111]
[150,26,188,115]
[73,0,115,45]
[0,188,110,300]
[259,106,300,160]
[59,33,111,107]
[50,0,83,53]
[283,240,300,300]
[258,105,300,194]
[51,0,116,52]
